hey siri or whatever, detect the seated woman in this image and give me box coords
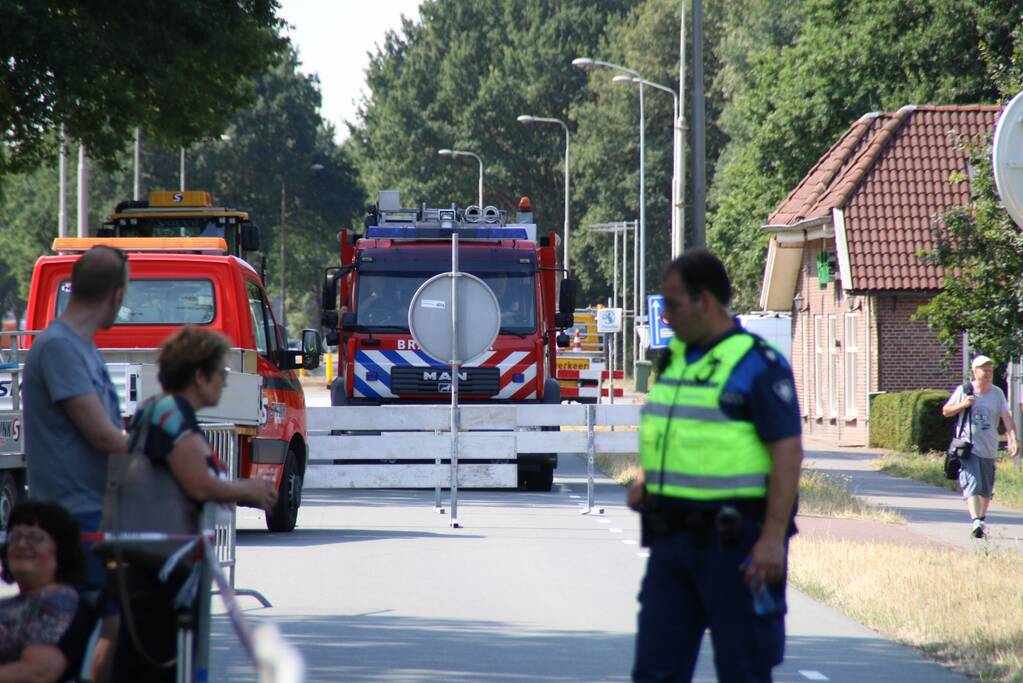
[111,325,276,682]
[0,499,86,683]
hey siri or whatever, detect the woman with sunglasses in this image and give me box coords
[111,325,276,682]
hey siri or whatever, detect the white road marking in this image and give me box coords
[623,540,638,545]
[610,528,623,534]
[597,519,611,524]
[569,495,581,499]
[637,550,650,558]
[799,671,829,681]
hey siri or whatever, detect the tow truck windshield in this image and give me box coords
[107,217,239,255]
[356,272,536,334]
[56,279,215,325]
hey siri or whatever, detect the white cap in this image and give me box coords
[972,355,994,369]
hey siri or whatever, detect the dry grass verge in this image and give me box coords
[594,452,642,486]
[593,454,903,523]
[798,469,904,524]
[790,538,1023,682]
[876,451,1023,511]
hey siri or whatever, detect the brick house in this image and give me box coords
[758,105,1000,446]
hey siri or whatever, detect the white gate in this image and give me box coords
[306,404,640,489]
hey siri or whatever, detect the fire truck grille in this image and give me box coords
[390,366,500,396]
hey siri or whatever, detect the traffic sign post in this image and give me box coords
[596,307,622,333]
[647,295,673,349]
[409,233,500,527]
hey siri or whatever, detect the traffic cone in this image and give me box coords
[572,329,581,351]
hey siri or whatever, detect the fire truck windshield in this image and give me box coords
[356,272,536,334]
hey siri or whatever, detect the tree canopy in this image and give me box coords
[0,0,285,178]
[350,0,636,305]
[0,47,363,334]
[3,0,1022,345]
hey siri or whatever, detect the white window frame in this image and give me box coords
[844,313,859,417]
[814,315,823,417]
[828,315,839,417]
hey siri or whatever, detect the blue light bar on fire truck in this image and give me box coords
[368,190,537,241]
[366,226,530,240]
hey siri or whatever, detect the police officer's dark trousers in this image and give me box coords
[632,514,785,683]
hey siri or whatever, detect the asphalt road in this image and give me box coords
[209,450,972,682]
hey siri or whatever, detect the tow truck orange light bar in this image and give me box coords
[51,237,229,253]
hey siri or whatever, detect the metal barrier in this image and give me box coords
[200,423,270,608]
[74,520,300,682]
[201,424,238,584]
[307,403,641,514]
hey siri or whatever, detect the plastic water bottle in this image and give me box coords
[750,579,777,616]
[741,556,779,616]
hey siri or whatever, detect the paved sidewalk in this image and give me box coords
[800,435,1023,553]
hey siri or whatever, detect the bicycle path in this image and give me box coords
[801,435,1023,553]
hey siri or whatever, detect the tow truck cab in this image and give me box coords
[99,190,261,258]
[23,236,320,532]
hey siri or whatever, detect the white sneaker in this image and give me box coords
[971,520,985,539]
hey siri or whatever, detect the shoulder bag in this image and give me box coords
[945,402,972,481]
[96,398,200,573]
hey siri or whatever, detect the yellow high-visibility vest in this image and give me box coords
[640,333,772,500]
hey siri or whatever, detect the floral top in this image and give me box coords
[0,585,78,663]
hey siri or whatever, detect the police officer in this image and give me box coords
[628,248,803,683]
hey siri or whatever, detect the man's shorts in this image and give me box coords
[959,455,996,498]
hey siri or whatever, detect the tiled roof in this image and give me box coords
[767,105,1001,291]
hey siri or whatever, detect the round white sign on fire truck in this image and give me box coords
[409,273,500,364]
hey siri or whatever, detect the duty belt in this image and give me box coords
[640,498,766,547]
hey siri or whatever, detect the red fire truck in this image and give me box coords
[321,191,577,491]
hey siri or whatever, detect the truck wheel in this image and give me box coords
[0,473,18,529]
[266,450,302,532]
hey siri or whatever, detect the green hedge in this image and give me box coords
[869,390,954,452]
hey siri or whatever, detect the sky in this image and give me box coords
[277,0,424,142]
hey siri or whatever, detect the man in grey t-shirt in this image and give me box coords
[942,355,1018,539]
[24,246,130,516]
[22,245,130,677]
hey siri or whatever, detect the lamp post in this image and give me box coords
[572,57,648,340]
[612,75,684,258]
[438,149,484,207]
[279,163,325,331]
[517,115,571,272]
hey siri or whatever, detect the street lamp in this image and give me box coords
[437,148,484,207]
[573,57,648,334]
[612,75,684,258]
[517,115,571,272]
[279,163,325,331]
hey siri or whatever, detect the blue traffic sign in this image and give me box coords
[647,295,673,349]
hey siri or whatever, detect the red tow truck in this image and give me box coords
[20,193,320,531]
[320,191,577,491]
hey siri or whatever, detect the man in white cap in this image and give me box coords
[942,355,1018,538]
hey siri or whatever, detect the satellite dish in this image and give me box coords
[409,273,500,364]
[993,90,1023,230]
